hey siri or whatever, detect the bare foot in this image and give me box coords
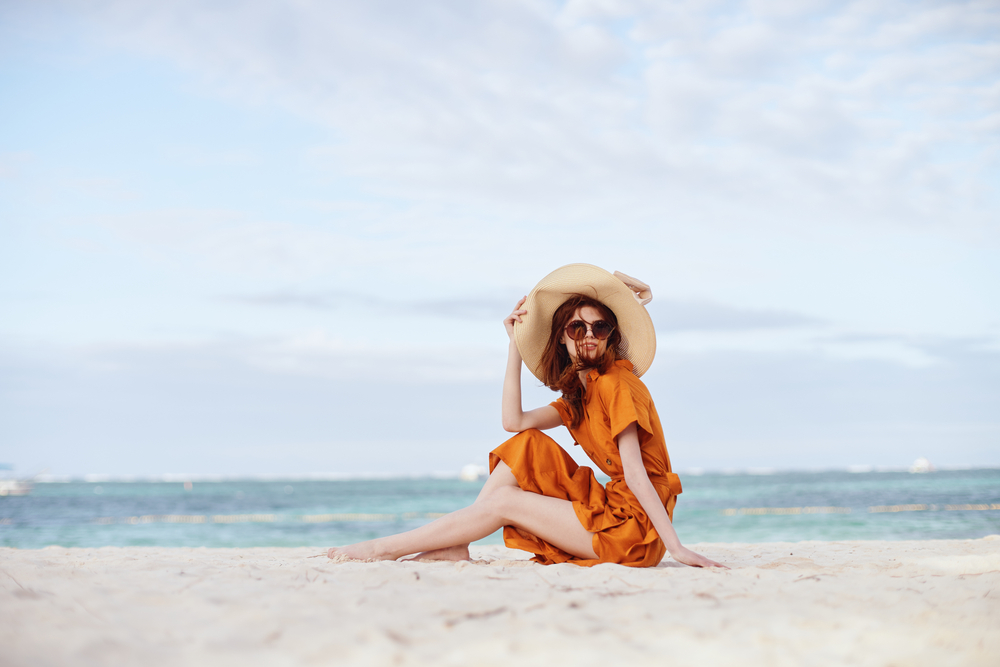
[327,540,395,562]
[407,544,471,562]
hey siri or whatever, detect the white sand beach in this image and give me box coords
[2,538,998,666]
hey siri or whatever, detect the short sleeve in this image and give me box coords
[600,371,655,442]
[549,398,571,427]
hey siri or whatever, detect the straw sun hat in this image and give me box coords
[513,263,656,381]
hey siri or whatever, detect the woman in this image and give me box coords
[328,264,724,568]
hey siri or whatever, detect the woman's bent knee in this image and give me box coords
[474,461,520,506]
[490,485,530,523]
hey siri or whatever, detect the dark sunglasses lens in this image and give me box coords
[566,321,587,339]
[593,321,613,339]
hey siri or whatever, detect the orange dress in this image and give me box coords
[489,359,683,567]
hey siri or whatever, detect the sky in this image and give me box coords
[1,0,998,477]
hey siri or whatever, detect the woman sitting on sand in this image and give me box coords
[329,264,724,568]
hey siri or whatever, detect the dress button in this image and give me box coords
[606,459,613,466]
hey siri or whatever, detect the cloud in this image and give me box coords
[26,0,994,233]
[48,332,508,385]
[658,327,970,369]
[223,289,512,321]
[86,209,400,279]
[653,300,822,332]
[225,291,352,310]
[235,331,507,384]
[5,1,995,330]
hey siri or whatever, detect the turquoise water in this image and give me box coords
[1,469,997,549]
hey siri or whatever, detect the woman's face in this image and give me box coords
[562,306,608,364]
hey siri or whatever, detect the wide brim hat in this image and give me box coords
[514,263,656,381]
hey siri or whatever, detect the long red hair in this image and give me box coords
[538,295,622,429]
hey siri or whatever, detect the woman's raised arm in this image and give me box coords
[618,423,727,568]
[502,297,562,433]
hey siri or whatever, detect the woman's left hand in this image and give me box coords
[669,546,728,569]
[503,296,527,340]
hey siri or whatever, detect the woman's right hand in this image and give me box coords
[669,545,728,569]
[503,296,527,340]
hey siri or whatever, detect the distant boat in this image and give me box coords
[459,464,488,481]
[909,457,933,474]
[0,464,35,496]
[0,479,33,496]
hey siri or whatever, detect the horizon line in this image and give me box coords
[26,464,1000,483]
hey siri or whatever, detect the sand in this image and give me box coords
[2,538,998,666]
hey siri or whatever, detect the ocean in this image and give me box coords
[2,468,998,549]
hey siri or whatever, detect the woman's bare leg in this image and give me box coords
[409,460,524,561]
[415,461,529,560]
[327,461,597,562]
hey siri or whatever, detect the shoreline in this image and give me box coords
[3,538,998,666]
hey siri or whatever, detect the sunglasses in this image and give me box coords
[564,319,616,341]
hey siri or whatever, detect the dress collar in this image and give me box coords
[586,359,634,383]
